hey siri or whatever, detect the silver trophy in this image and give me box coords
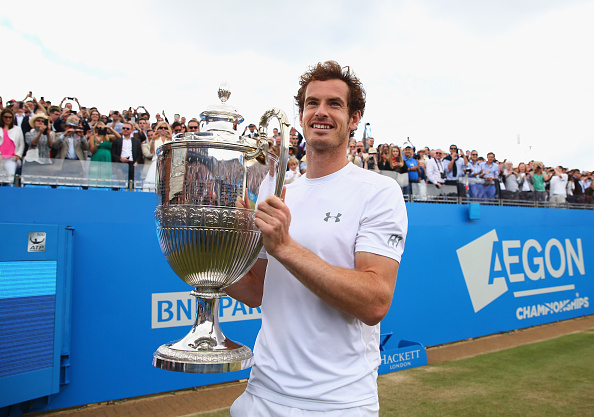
[152,83,289,373]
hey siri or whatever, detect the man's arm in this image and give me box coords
[223,258,268,308]
[255,190,399,326]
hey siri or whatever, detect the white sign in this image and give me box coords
[151,291,262,329]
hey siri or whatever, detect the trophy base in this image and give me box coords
[152,295,253,373]
[153,341,253,373]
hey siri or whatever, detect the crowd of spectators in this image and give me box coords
[342,139,593,205]
[1,92,593,205]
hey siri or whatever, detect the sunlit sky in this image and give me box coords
[2,0,593,170]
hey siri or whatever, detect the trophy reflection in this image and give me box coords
[152,84,288,373]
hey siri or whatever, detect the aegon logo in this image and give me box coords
[457,230,586,313]
[151,292,261,329]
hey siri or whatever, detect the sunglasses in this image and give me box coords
[122,127,131,130]
[188,126,198,129]
[436,152,442,155]
[157,126,167,130]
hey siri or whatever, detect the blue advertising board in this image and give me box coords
[0,188,592,413]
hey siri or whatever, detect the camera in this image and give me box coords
[98,127,108,135]
[357,147,362,153]
[43,118,49,126]
[440,172,446,179]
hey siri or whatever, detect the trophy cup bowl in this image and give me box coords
[152,85,289,373]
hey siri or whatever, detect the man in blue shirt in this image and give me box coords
[403,143,419,196]
[479,152,499,199]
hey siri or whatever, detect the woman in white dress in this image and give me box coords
[143,122,172,191]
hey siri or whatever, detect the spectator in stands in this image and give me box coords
[530,162,548,202]
[517,162,533,200]
[377,149,392,171]
[479,152,499,199]
[467,150,483,198]
[14,101,31,139]
[243,123,259,138]
[143,122,172,190]
[187,118,200,133]
[24,113,54,164]
[585,181,594,204]
[54,107,75,133]
[53,115,88,159]
[111,121,143,183]
[390,145,407,173]
[365,137,375,153]
[48,106,61,131]
[141,129,155,164]
[548,166,568,204]
[288,132,303,160]
[134,118,150,142]
[426,148,445,189]
[110,111,124,133]
[1,108,25,177]
[579,172,591,193]
[171,121,183,136]
[367,148,378,172]
[88,108,101,129]
[53,116,89,178]
[89,122,120,181]
[502,161,520,200]
[402,143,419,195]
[284,157,301,184]
[443,144,468,196]
[568,170,585,203]
[348,140,369,168]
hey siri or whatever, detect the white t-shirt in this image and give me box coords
[247,163,408,411]
[549,173,568,196]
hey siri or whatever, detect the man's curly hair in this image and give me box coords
[294,61,366,121]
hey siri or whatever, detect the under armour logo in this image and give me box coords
[324,212,342,222]
[387,234,402,248]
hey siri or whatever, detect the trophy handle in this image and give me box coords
[258,108,290,198]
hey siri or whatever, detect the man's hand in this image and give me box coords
[254,187,290,257]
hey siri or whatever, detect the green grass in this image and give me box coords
[196,331,594,416]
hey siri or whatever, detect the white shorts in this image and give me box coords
[230,391,379,417]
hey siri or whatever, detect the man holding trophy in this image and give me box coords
[226,61,408,416]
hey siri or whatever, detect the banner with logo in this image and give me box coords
[384,204,593,348]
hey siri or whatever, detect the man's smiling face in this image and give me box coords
[299,79,360,153]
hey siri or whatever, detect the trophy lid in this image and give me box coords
[199,82,244,134]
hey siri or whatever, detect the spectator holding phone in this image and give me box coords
[89,122,120,181]
[24,113,54,164]
[348,140,369,168]
[53,116,89,162]
[548,166,568,204]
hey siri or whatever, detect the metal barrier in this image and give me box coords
[2,165,592,209]
[0,159,156,192]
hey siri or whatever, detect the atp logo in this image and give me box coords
[324,212,342,223]
[457,230,586,313]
